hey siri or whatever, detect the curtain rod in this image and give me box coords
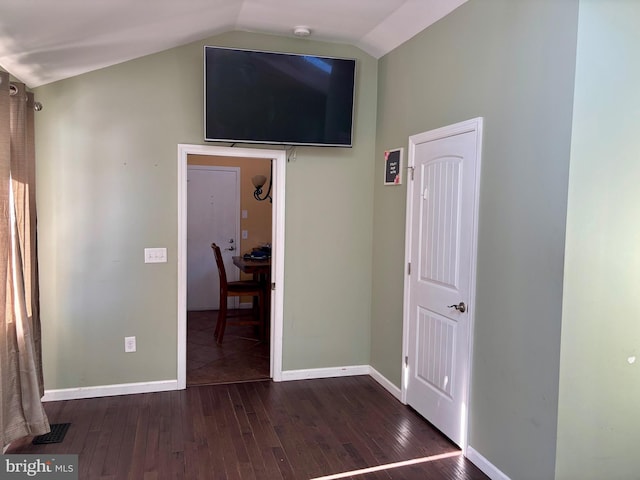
[9,82,43,111]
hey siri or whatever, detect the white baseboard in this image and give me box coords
[42,379,178,402]
[281,365,403,403]
[368,366,403,402]
[466,447,511,480]
[40,366,403,408]
[280,365,370,381]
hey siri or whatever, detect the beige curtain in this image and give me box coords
[0,71,50,449]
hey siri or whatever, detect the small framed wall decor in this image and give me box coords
[384,148,403,185]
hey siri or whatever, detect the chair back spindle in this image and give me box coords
[211,243,228,294]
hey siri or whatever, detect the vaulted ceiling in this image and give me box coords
[0,0,466,88]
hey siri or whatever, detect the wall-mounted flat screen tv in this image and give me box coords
[204,46,356,147]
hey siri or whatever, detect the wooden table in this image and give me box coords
[232,256,271,337]
[232,255,271,281]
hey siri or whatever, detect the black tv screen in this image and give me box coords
[204,46,356,147]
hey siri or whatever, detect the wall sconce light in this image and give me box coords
[252,171,272,202]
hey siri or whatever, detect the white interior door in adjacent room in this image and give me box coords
[403,118,483,449]
[187,165,240,311]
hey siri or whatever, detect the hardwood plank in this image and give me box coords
[115,395,141,479]
[222,385,254,480]
[185,388,215,479]
[228,385,268,479]
[127,397,151,480]
[212,386,244,480]
[170,391,187,455]
[271,446,296,480]
[199,388,228,480]
[143,394,161,477]
[237,382,286,479]
[100,396,129,477]
[87,397,120,479]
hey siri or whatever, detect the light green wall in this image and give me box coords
[556,1,640,478]
[34,31,377,388]
[371,1,578,478]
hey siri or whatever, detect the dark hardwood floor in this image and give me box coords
[187,310,270,386]
[8,376,488,479]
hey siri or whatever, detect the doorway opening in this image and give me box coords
[177,144,287,389]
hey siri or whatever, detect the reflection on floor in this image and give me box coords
[187,310,270,386]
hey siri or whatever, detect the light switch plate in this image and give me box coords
[125,336,136,353]
[144,247,167,263]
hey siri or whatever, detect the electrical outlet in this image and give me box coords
[242,230,248,239]
[124,336,136,353]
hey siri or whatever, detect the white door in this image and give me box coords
[404,118,482,447]
[187,165,240,310]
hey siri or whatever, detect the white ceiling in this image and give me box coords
[0,0,466,88]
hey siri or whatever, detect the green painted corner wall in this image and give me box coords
[556,1,640,478]
[371,1,578,478]
[34,31,377,389]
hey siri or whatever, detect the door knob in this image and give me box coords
[448,302,466,313]
[225,245,235,251]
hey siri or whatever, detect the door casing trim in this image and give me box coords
[177,144,287,388]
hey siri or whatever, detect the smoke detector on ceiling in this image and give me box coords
[293,26,311,37]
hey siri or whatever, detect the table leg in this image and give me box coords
[253,272,271,342]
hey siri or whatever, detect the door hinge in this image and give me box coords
[405,356,409,366]
[408,166,415,181]
[271,282,276,290]
[407,262,411,275]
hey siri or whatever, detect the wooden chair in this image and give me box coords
[211,243,264,344]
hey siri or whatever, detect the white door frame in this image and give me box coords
[177,144,287,389]
[401,117,483,452]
